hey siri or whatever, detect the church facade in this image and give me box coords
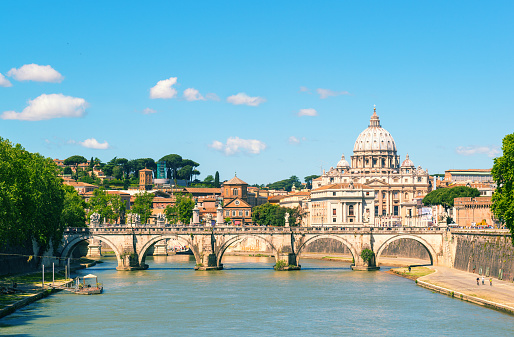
[312,107,431,225]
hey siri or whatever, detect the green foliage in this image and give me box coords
[63,155,87,167]
[274,260,287,271]
[360,248,374,263]
[492,133,514,241]
[63,167,72,175]
[252,203,285,226]
[0,138,65,251]
[224,217,231,224]
[304,174,320,189]
[61,185,87,227]
[214,171,220,188]
[164,193,195,224]
[129,192,154,224]
[422,186,480,209]
[267,175,301,192]
[204,175,214,184]
[87,189,126,224]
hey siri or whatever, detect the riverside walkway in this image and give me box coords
[418,266,514,314]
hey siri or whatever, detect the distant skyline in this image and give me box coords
[1,1,512,184]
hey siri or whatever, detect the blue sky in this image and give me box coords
[1,1,513,184]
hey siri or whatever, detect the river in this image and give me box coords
[1,255,513,336]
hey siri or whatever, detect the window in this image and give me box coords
[333,218,336,223]
[394,206,398,216]
[366,192,370,196]
[245,211,249,216]
[375,206,379,216]
[349,218,354,223]
[382,209,386,216]
[348,205,354,216]
[226,211,229,216]
[238,211,243,216]
[233,188,238,196]
[333,192,336,196]
[418,177,422,182]
[232,211,236,216]
[332,209,336,216]
[382,192,386,199]
[405,193,408,200]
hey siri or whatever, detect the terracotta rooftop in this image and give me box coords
[185,187,221,194]
[223,175,248,185]
[63,181,98,187]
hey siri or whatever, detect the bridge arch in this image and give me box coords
[296,234,360,265]
[216,234,280,268]
[375,234,437,266]
[138,235,195,266]
[60,234,122,265]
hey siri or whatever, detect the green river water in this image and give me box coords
[1,255,513,336]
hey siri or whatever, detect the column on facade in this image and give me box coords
[343,202,347,224]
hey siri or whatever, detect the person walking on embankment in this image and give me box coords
[490,278,493,286]
[482,276,485,285]
[477,277,480,285]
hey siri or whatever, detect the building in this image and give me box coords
[444,169,492,183]
[63,181,98,194]
[309,183,375,226]
[313,107,431,225]
[454,196,499,228]
[222,175,252,225]
[139,168,153,191]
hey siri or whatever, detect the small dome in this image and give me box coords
[337,154,350,168]
[353,108,397,152]
[401,154,414,167]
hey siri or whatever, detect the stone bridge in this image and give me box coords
[57,226,454,271]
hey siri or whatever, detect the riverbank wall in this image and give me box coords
[451,231,514,282]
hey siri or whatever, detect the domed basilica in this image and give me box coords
[312,107,431,224]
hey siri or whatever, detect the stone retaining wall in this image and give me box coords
[452,233,514,282]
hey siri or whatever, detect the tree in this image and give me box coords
[0,138,65,252]
[214,171,220,188]
[129,192,154,224]
[61,185,87,227]
[159,154,183,180]
[304,175,320,189]
[267,175,302,192]
[252,203,286,226]
[423,186,480,210]
[87,189,126,224]
[63,155,87,181]
[164,193,195,224]
[204,175,214,184]
[492,133,514,240]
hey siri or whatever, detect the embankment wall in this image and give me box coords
[452,233,514,282]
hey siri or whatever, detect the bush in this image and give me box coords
[361,249,375,263]
[274,260,287,271]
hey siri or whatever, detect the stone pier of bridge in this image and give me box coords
[59,226,452,272]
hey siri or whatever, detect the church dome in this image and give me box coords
[401,153,414,167]
[353,107,397,153]
[337,154,350,168]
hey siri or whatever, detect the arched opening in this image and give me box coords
[217,235,279,269]
[375,235,436,267]
[60,235,122,267]
[138,235,196,268]
[296,235,359,267]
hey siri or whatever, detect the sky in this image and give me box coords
[1,1,513,185]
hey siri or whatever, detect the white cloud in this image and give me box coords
[289,136,300,144]
[299,86,310,93]
[0,73,12,87]
[79,138,110,150]
[205,93,220,101]
[143,108,156,114]
[226,93,266,106]
[316,88,351,99]
[150,77,178,99]
[209,137,267,155]
[297,108,318,117]
[1,94,88,121]
[456,145,500,158]
[183,88,205,101]
[7,64,64,82]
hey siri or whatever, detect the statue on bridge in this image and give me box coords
[90,212,101,227]
[156,213,166,227]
